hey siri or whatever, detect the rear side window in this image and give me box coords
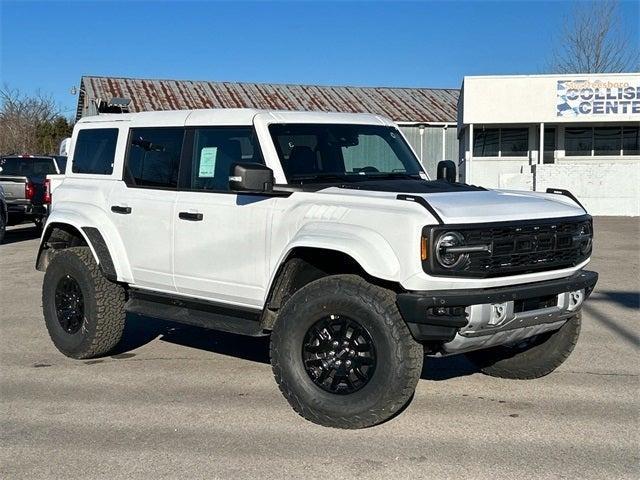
[125,127,184,189]
[72,128,119,174]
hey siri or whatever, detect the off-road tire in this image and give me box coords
[270,274,423,429]
[42,246,126,359]
[465,313,581,379]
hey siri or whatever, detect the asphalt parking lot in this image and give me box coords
[0,218,638,479]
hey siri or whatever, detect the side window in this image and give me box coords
[187,127,263,191]
[126,127,184,188]
[72,128,118,174]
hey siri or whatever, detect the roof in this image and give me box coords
[77,76,459,123]
[77,109,396,130]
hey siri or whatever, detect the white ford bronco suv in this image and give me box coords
[37,109,597,428]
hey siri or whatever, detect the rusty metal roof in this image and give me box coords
[78,76,458,123]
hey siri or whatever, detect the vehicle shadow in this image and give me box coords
[421,354,479,381]
[115,313,478,379]
[590,290,640,310]
[113,313,271,364]
[2,224,40,245]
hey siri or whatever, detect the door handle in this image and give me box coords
[178,212,203,221]
[111,205,132,214]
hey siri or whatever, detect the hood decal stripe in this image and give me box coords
[397,194,444,225]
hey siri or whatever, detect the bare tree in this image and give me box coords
[0,85,71,155]
[547,0,639,73]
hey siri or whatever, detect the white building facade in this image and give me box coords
[458,73,640,216]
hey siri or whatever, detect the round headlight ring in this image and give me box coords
[435,231,469,269]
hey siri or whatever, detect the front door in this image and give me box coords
[108,126,185,292]
[173,126,276,308]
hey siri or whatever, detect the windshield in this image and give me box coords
[0,157,57,176]
[269,124,425,183]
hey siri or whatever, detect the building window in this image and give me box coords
[543,127,556,164]
[565,126,640,156]
[72,128,119,175]
[125,127,185,188]
[473,128,528,157]
[565,128,592,156]
[623,127,639,156]
[594,127,622,156]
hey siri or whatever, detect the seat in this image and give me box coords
[287,146,317,176]
[210,139,241,190]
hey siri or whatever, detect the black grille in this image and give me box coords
[424,215,592,278]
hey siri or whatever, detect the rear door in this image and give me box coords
[107,127,185,292]
[172,125,277,308]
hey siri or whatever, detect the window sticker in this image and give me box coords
[198,147,217,177]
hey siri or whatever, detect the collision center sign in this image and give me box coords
[557,79,640,117]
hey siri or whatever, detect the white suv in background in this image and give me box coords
[36,109,597,428]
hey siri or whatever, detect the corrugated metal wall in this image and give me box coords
[399,125,459,178]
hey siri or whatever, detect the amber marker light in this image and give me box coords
[421,236,429,261]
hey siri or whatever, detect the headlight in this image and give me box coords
[435,231,468,269]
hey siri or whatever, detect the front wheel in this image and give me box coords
[270,275,423,429]
[465,313,581,379]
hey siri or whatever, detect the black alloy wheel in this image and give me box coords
[302,315,376,394]
[54,274,85,334]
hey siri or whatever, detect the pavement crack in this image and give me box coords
[560,370,638,377]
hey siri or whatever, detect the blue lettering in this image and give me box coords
[580,88,593,100]
[618,101,630,113]
[592,101,604,114]
[566,89,579,100]
[578,102,591,114]
[605,102,618,114]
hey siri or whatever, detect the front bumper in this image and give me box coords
[397,270,598,343]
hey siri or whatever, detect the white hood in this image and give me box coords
[319,187,586,224]
[416,189,585,224]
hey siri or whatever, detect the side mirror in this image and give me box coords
[229,163,274,192]
[437,160,457,183]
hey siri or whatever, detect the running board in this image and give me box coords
[126,290,266,337]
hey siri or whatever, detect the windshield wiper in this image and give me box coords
[290,173,353,184]
[363,172,422,180]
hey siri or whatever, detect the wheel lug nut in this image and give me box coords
[335,360,341,366]
[345,360,351,367]
[342,341,349,346]
[332,341,339,348]
[329,351,335,356]
[349,349,355,356]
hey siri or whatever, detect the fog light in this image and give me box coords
[488,302,508,325]
[567,289,585,311]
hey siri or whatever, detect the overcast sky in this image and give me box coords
[1,0,639,117]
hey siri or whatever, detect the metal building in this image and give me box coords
[75,76,459,177]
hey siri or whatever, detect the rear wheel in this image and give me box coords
[270,274,423,429]
[42,246,126,359]
[465,313,581,379]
